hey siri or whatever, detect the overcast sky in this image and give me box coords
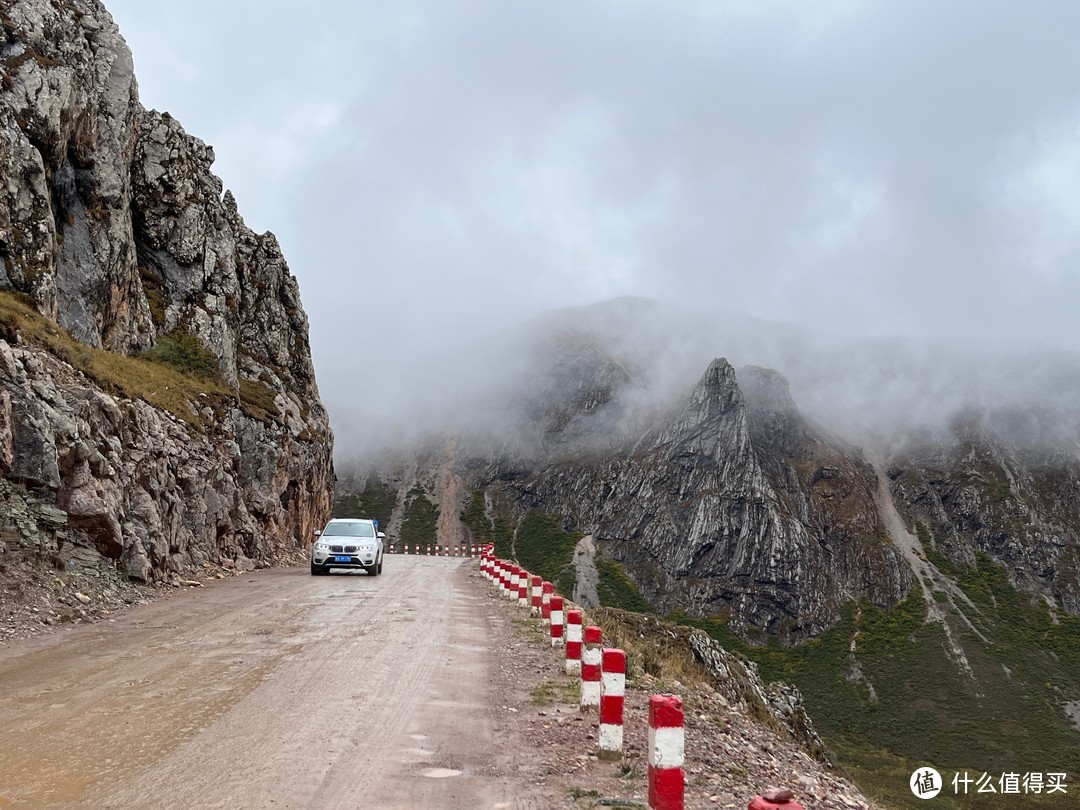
[105,0,1080,448]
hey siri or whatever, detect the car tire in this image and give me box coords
[310,562,323,576]
[376,557,383,575]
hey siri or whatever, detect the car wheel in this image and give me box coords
[310,561,323,576]
[376,556,383,575]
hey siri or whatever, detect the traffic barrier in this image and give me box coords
[564,610,584,676]
[507,565,519,600]
[509,565,521,601]
[530,575,543,616]
[517,570,530,607]
[599,648,626,761]
[549,596,564,647]
[541,581,554,624]
[648,694,684,810]
[580,625,602,711]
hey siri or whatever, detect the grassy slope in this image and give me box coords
[334,474,397,527]
[0,291,280,427]
[680,555,1080,809]
[513,511,579,597]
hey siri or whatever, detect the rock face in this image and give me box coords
[387,321,1079,642]
[475,355,912,641]
[889,409,1080,617]
[0,0,332,581]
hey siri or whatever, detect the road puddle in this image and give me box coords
[422,768,462,778]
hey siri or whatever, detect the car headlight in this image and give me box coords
[315,542,330,550]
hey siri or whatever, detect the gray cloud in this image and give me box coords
[106,0,1080,453]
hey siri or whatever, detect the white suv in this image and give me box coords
[311,518,385,576]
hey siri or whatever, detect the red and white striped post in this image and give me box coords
[501,564,513,597]
[549,596,564,647]
[580,625,602,711]
[564,610,584,676]
[648,694,684,810]
[541,581,554,625]
[599,648,626,761]
[517,570,530,607]
[509,566,522,601]
[530,575,543,616]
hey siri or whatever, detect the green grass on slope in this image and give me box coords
[596,559,655,613]
[334,474,396,527]
[460,489,514,558]
[514,511,579,597]
[678,557,1080,810]
[400,488,439,547]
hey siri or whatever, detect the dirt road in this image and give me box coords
[0,558,544,809]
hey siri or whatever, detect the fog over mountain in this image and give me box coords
[332,296,1080,461]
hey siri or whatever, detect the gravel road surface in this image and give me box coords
[0,558,543,809]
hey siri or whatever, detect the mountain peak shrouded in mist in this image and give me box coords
[336,296,1080,463]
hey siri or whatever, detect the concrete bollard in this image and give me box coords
[648,694,685,810]
[580,625,602,711]
[530,575,543,616]
[517,570,530,607]
[541,581,554,624]
[564,610,584,676]
[599,648,626,761]
[549,596,564,647]
[508,565,520,600]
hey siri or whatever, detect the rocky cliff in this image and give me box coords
[459,355,914,642]
[364,313,1079,644]
[0,0,332,590]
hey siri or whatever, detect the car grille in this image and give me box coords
[329,545,359,553]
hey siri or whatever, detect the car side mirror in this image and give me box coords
[314,530,322,537]
[377,532,385,539]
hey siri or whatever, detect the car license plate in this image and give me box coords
[334,555,352,563]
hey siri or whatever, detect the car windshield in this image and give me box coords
[323,522,376,538]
